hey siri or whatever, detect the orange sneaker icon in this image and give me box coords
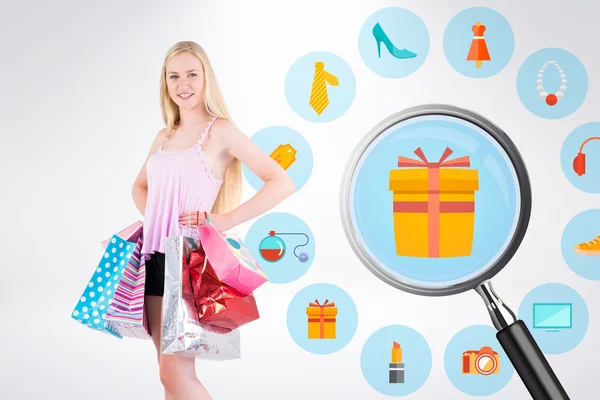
[574,234,600,255]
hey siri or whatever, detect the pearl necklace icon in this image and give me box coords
[537,61,567,106]
[259,230,310,263]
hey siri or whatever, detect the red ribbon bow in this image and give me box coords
[397,147,470,169]
[308,299,335,308]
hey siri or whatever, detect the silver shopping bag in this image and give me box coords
[161,235,241,360]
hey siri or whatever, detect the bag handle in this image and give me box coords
[195,211,212,231]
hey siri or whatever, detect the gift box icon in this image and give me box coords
[389,147,479,258]
[306,299,337,339]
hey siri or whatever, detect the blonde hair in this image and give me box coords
[159,41,242,215]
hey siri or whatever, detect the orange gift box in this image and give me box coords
[306,299,337,339]
[389,147,479,258]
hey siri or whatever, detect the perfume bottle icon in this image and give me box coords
[258,231,310,263]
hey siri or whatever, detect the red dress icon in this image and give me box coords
[467,22,491,68]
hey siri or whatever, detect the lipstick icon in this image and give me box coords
[389,341,405,384]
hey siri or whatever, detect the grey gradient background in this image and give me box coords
[1,0,598,399]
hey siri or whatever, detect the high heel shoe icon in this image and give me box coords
[372,22,417,59]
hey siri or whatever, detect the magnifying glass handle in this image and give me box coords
[497,320,570,400]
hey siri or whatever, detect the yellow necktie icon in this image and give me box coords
[309,61,339,115]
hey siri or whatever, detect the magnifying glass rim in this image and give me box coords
[339,104,532,297]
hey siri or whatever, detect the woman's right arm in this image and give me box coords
[132,128,167,216]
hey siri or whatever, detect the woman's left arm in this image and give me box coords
[212,121,296,231]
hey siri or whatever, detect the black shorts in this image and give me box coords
[145,252,165,296]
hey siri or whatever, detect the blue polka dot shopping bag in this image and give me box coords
[71,234,139,338]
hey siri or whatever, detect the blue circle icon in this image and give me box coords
[560,122,600,193]
[242,126,313,193]
[562,209,600,280]
[245,212,315,284]
[444,325,514,396]
[360,325,432,396]
[443,7,514,78]
[350,114,520,287]
[359,7,430,78]
[285,51,355,122]
[517,48,588,119]
[518,283,589,354]
[286,283,358,354]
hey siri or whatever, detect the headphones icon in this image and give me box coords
[573,137,600,176]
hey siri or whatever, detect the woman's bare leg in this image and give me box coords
[145,295,213,400]
[146,295,175,400]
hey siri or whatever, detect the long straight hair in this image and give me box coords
[159,41,242,215]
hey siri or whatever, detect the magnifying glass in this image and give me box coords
[340,104,569,400]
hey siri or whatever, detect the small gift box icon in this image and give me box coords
[306,299,337,339]
[389,147,479,258]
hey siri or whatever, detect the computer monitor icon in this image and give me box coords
[533,303,573,332]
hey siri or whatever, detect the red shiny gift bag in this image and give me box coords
[187,249,260,332]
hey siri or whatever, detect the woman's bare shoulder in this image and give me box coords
[156,127,169,140]
[212,118,244,143]
[213,118,234,131]
[150,127,169,149]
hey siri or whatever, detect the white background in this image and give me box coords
[1,0,599,399]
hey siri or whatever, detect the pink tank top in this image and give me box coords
[141,116,223,259]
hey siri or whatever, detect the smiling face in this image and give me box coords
[165,51,206,110]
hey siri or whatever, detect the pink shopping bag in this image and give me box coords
[101,221,143,249]
[197,216,268,295]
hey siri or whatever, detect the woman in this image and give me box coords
[132,41,295,399]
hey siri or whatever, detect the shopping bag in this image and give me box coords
[161,235,241,360]
[101,220,143,249]
[196,218,268,295]
[188,248,260,332]
[105,234,151,339]
[71,234,138,338]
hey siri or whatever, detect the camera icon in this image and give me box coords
[462,346,500,375]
